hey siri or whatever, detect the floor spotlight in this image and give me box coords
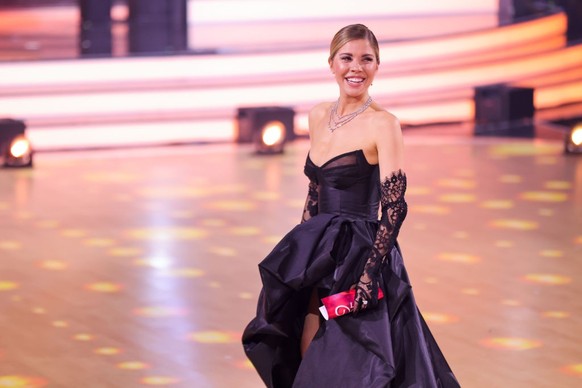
[256,120,286,154]
[236,107,295,154]
[0,119,33,168]
[564,122,582,155]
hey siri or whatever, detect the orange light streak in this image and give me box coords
[190,0,498,24]
[0,14,566,91]
[3,45,579,121]
[0,12,579,150]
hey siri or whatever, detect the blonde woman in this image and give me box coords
[243,24,460,388]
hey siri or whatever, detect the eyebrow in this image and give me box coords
[338,52,375,57]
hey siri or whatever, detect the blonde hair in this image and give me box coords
[329,24,380,64]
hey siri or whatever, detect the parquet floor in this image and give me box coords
[1,130,581,387]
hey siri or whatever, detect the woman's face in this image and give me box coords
[329,39,379,99]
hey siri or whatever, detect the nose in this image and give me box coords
[350,62,363,72]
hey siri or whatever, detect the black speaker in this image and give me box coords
[236,107,295,143]
[0,119,25,143]
[128,0,188,54]
[556,0,582,42]
[79,0,112,56]
[474,84,535,137]
[512,0,539,19]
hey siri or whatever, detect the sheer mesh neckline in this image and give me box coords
[307,149,375,169]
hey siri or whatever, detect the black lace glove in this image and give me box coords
[353,170,407,314]
[301,179,319,223]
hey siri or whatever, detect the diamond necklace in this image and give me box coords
[328,96,373,132]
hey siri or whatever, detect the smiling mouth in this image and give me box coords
[346,77,365,85]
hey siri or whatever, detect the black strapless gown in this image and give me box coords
[242,150,460,387]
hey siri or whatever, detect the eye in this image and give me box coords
[363,57,374,62]
[340,55,352,62]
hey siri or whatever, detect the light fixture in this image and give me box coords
[564,122,582,154]
[236,106,295,154]
[255,120,286,154]
[0,119,33,168]
[474,84,534,137]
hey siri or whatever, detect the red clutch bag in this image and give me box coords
[318,288,385,320]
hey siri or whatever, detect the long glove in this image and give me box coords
[301,179,319,223]
[353,170,408,314]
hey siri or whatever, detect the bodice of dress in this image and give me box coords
[304,149,380,221]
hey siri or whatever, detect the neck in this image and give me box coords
[328,96,373,132]
[336,95,370,116]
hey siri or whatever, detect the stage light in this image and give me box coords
[3,135,33,167]
[1,119,33,168]
[236,107,295,155]
[10,136,31,158]
[564,122,582,154]
[474,84,534,137]
[256,120,286,154]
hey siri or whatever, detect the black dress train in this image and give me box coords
[242,149,460,387]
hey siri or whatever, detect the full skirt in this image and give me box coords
[242,213,460,387]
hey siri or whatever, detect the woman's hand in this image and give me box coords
[353,270,380,315]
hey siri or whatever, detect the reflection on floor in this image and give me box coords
[0,130,581,387]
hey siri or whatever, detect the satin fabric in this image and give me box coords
[242,150,460,387]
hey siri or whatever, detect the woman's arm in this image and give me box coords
[301,179,319,223]
[353,111,408,313]
[300,103,327,223]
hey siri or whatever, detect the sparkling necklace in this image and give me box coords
[328,96,373,132]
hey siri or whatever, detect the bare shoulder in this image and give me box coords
[369,107,400,132]
[365,108,402,149]
[369,108,405,171]
[308,102,333,138]
[309,102,332,122]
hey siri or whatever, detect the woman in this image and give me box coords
[242,24,460,388]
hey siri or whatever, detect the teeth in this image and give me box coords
[347,78,364,83]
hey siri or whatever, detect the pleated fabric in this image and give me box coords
[242,150,460,387]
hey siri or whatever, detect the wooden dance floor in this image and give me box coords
[1,129,581,387]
